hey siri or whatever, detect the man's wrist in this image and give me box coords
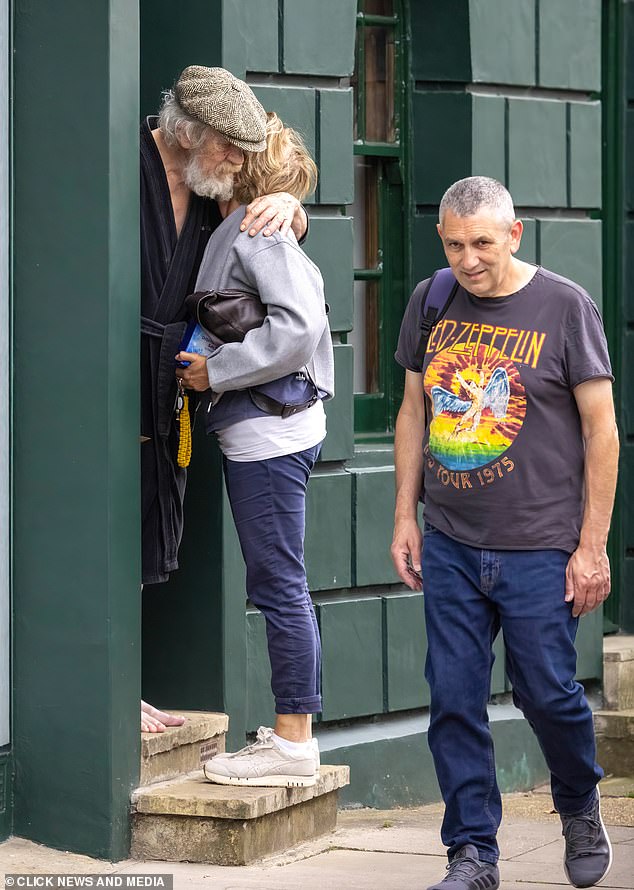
[394,506,419,524]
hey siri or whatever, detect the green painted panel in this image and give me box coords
[13,0,140,859]
[324,716,548,808]
[575,608,603,681]
[624,223,634,324]
[539,220,603,307]
[0,754,10,840]
[353,468,399,587]
[246,611,275,731]
[469,0,535,86]
[321,345,354,462]
[140,0,222,117]
[538,0,601,91]
[621,443,634,538]
[384,594,430,711]
[492,719,548,793]
[569,102,601,209]
[410,1,471,81]
[491,633,506,696]
[319,598,383,720]
[305,471,353,590]
[471,94,506,183]
[283,0,356,76]
[622,557,634,634]
[303,216,353,333]
[626,110,634,212]
[413,93,471,205]
[627,2,634,102]
[516,217,537,264]
[222,0,278,76]
[143,429,225,711]
[412,215,447,285]
[251,85,316,158]
[623,337,634,439]
[221,485,249,749]
[508,99,567,207]
[319,89,354,205]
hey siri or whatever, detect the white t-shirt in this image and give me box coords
[216,400,326,462]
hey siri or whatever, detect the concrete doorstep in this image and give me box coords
[131,764,350,865]
[2,786,633,890]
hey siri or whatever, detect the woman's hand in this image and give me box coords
[241,192,307,240]
[175,353,211,391]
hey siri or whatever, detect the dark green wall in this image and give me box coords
[617,0,634,631]
[140,0,359,750]
[140,0,222,117]
[238,0,606,733]
[12,0,141,859]
[412,0,603,302]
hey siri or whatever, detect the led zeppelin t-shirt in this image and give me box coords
[394,267,613,553]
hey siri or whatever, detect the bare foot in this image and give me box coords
[141,700,186,734]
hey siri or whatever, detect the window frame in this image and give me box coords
[349,0,412,440]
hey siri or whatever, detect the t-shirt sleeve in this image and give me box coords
[394,279,430,372]
[564,295,614,389]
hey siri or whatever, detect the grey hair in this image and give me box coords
[439,176,516,228]
[158,88,213,150]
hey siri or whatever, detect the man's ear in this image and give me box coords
[509,219,523,255]
[175,124,192,150]
[436,222,443,241]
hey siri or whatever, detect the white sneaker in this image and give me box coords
[203,726,317,788]
[312,738,321,777]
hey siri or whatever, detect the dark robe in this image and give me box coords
[140,117,223,584]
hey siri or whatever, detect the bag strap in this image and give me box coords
[412,267,460,371]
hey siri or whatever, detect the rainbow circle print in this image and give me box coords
[424,344,526,471]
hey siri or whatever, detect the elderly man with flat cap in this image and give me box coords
[140,66,308,734]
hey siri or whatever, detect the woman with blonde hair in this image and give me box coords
[176,113,333,787]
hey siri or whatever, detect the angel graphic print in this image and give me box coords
[395,268,613,551]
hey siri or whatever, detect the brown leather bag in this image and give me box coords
[184,289,267,349]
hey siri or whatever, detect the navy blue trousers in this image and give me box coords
[422,523,603,865]
[223,445,322,714]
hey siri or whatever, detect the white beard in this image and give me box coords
[183,154,235,201]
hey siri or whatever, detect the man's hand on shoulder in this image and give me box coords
[565,545,610,618]
[241,192,307,240]
[391,515,423,591]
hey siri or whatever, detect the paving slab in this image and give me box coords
[2,791,634,889]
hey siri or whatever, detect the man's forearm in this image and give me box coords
[394,405,425,521]
[579,426,619,550]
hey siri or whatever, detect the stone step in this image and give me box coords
[140,711,228,785]
[130,764,350,865]
[603,635,634,711]
[594,709,634,776]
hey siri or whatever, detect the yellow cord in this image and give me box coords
[177,393,192,468]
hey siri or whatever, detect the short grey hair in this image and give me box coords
[439,176,516,228]
[158,88,213,150]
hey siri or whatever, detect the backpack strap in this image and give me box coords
[412,267,459,371]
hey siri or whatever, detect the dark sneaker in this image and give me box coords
[561,789,613,888]
[427,844,500,890]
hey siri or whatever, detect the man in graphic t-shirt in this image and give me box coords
[391,176,619,890]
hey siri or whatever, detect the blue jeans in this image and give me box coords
[223,445,322,715]
[422,524,603,865]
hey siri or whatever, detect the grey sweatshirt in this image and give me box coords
[194,206,335,399]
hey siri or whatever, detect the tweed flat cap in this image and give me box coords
[175,65,267,152]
